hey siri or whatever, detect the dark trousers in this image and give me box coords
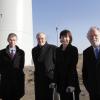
[2,96,20,100]
[89,93,100,100]
[60,91,79,100]
[34,77,53,100]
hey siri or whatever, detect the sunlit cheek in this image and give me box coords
[92,39,100,46]
[98,37,100,40]
[38,41,42,45]
[38,40,43,45]
[14,41,16,44]
[66,39,70,44]
[97,39,100,43]
[38,39,41,43]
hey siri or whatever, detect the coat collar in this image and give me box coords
[37,42,48,49]
[6,45,19,52]
[90,46,100,62]
[59,44,71,51]
[91,46,100,68]
[5,45,20,60]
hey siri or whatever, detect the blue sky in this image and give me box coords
[32,0,100,53]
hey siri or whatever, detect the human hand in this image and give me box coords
[66,86,75,93]
[49,83,56,88]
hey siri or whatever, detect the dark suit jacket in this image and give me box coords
[82,46,100,94]
[0,45,25,98]
[55,44,80,93]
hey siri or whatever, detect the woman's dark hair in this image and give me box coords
[59,30,72,43]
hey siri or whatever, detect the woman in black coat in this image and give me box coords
[54,30,80,100]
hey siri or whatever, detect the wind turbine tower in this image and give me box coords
[0,0,33,66]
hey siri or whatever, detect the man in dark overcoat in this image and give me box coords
[82,26,100,100]
[32,32,57,100]
[0,33,25,100]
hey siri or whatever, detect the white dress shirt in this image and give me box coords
[9,47,16,55]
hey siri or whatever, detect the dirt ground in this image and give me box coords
[21,67,35,100]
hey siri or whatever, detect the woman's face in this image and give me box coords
[60,35,70,45]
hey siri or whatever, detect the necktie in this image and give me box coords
[10,50,14,59]
[95,48,99,59]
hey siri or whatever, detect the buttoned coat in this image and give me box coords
[82,46,100,95]
[0,45,25,98]
[54,44,80,100]
[32,43,57,100]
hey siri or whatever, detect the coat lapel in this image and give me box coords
[96,50,100,66]
[90,46,100,68]
[5,46,12,60]
[90,46,97,61]
[13,46,20,61]
[5,45,19,61]
[37,43,49,62]
[97,51,100,60]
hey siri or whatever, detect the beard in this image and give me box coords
[91,40,100,47]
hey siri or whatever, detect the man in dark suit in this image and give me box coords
[0,33,25,100]
[32,32,57,100]
[82,26,100,100]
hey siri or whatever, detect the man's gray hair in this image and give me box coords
[87,26,100,39]
[36,32,46,39]
[7,33,17,41]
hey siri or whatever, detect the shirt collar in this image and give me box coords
[93,46,100,51]
[9,47,16,53]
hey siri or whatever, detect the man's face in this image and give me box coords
[8,36,17,48]
[89,29,100,47]
[37,34,46,46]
